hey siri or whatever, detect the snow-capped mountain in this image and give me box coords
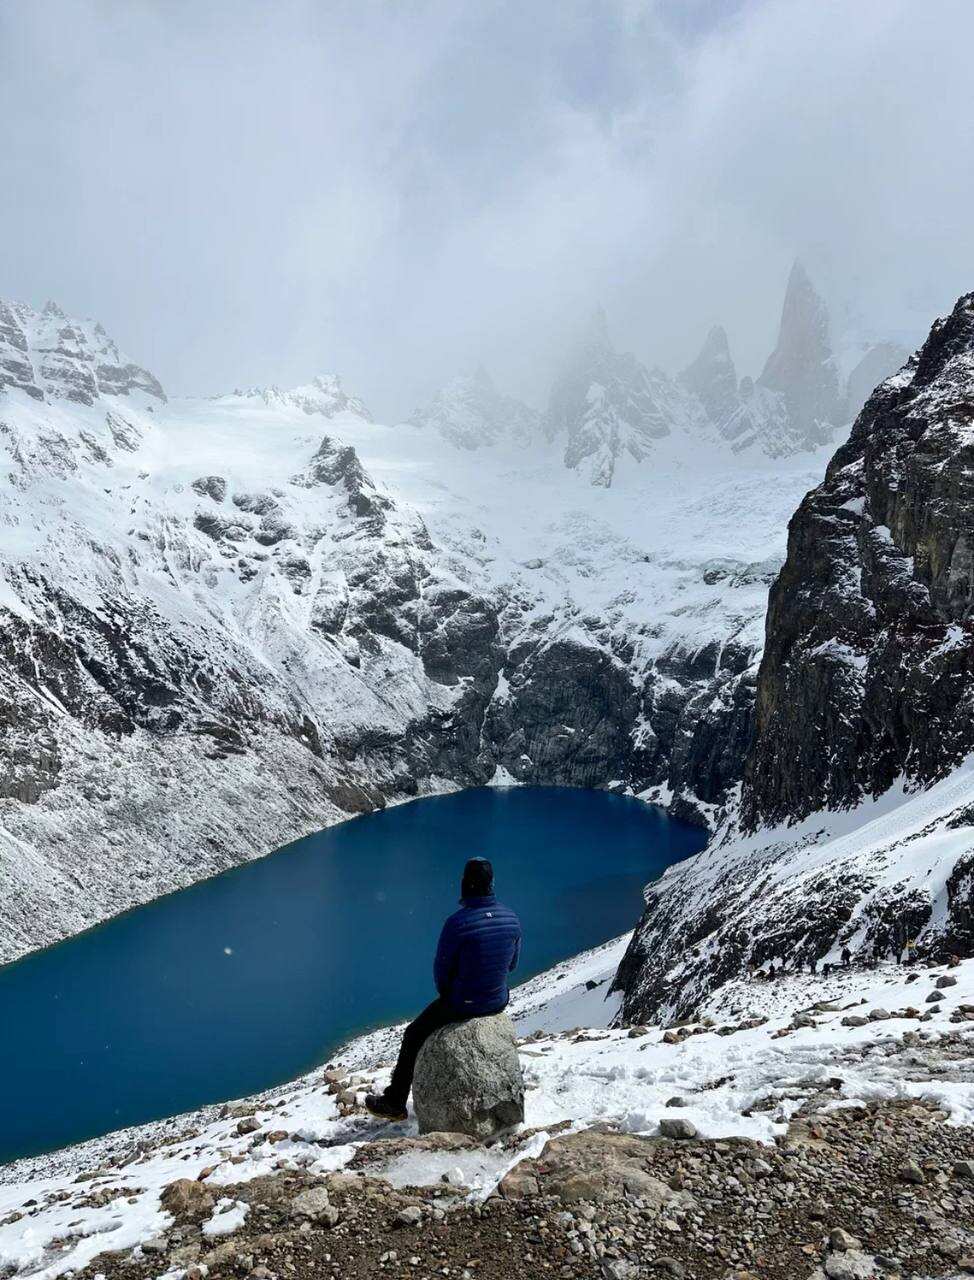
[615,291,974,1021]
[0,299,165,406]
[408,365,539,449]
[218,375,372,422]
[0,291,844,962]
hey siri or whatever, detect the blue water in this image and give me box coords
[0,787,705,1165]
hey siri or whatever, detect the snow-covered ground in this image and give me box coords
[2,939,971,1280]
[617,753,974,1026]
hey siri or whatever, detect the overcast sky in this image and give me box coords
[1,0,972,418]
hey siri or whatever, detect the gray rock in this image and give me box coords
[191,475,227,503]
[823,1249,878,1280]
[412,1013,525,1138]
[926,990,945,1003]
[395,1205,424,1227]
[898,1159,925,1185]
[658,1117,698,1140]
[935,974,958,989]
[290,1186,337,1224]
[829,1228,860,1252]
[953,1159,974,1180]
[601,1261,639,1279]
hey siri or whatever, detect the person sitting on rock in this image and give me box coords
[366,857,522,1121]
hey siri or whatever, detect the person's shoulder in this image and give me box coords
[494,900,521,926]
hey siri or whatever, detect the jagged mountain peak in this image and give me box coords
[756,258,840,445]
[679,324,738,427]
[0,297,166,407]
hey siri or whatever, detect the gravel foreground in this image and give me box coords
[59,1096,974,1280]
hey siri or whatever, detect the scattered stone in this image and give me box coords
[829,1228,860,1251]
[658,1117,698,1140]
[236,1117,261,1136]
[497,1168,540,1199]
[954,1158,974,1179]
[395,1205,424,1227]
[898,1159,925,1184]
[289,1185,340,1227]
[936,974,958,989]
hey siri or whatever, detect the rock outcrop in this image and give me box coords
[843,341,910,422]
[224,374,372,421]
[412,1013,524,1137]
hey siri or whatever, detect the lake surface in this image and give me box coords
[0,787,706,1165]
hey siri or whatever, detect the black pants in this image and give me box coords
[386,997,465,1107]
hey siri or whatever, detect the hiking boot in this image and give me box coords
[365,1093,407,1121]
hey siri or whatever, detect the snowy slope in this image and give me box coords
[617,757,974,1024]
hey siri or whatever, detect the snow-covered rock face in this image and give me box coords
[843,339,911,422]
[0,299,166,406]
[615,292,974,1023]
[408,366,539,450]
[546,309,712,487]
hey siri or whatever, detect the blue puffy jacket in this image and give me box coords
[433,893,522,1015]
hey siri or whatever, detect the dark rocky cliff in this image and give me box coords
[614,293,974,1024]
[744,292,974,828]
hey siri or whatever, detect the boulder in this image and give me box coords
[160,1178,215,1219]
[412,1013,524,1138]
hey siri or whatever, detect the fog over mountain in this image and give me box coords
[1,0,973,418]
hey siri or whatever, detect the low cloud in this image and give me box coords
[1,0,971,417]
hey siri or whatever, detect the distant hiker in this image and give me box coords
[841,946,851,969]
[823,961,833,977]
[808,954,818,975]
[767,963,776,980]
[365,857,522,1121]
